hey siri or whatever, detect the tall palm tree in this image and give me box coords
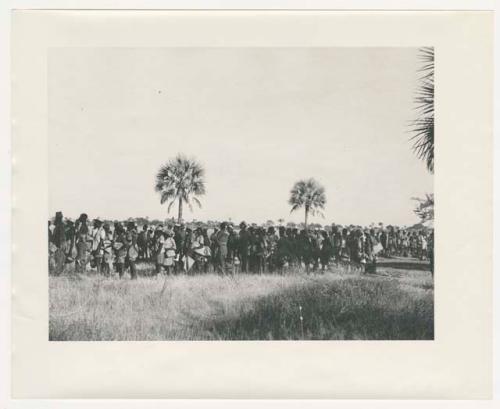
[154,154,206,222]
[288,178,326,230]
[410,47,434,173]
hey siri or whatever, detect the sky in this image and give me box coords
[48,47,433,226]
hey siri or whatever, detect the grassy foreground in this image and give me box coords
[49,260,433,341]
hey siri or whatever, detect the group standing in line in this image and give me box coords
[48,211,434,278]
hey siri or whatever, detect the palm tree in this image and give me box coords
[410,47,434,173]
[154,154,206,222]
[288,178,326,230]
[412,193,434,222]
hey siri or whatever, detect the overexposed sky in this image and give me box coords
[49,47,433,226]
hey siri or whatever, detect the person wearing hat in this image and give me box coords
[362,229,375,274]
[75,214,90,273]
[273,226,289,273]
[215,222,229,275]
[124,222,138,279]
[379,228,388,258]
[76,213,88,234]
[101,224,114,276]
[191,227,206,273]
[48,220,53,245]
[146,226,155,262]
[238,222,250,273]
[319,230,333,272]
[285,227,300,266]
[137,225,149,262]
[153,227,166,276]
[50,211,66,275]
[201,227,212,274]
[339,228,350,263]
[348,229,361,265]
[298,229,313,273]
[162,230,177,275]
[265,226,278,272]
[63,220,76,263]
[112,222,121,240]
[401,230,409,258]
[209,226,219,269]
[182,226,194,273]
[226,224,239,271]
[113,223,127,277]
[330,224,340,264]
[428,230,434,277]
[91,219,105,274]
[253,228,267,274]
[309,229,322,272]
[174,223,186,273]
[247,225,258,273]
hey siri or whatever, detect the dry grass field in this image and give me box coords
[49,259,433,341]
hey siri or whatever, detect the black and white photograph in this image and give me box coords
[47,47,435,341]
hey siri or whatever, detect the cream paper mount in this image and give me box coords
[11,10,492,399]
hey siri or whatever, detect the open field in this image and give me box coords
[49,258,434,341]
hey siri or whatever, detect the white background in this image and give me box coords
[1,0,498,408]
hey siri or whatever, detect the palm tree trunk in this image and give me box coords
[304,208,309,231]
[178,197,183,223]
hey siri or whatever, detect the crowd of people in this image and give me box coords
[48,211,434,278]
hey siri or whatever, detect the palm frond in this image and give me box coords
[167,200,176,214]
[409,47,434,173]
[192,197,202,208]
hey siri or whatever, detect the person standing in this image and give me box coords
[174,224,186,273]
[48,221,53,244]
[102,224,114,276]
[210,227,220,271]
[428,230,434,277]
[91,219,105,274]
[125,222,138,279]
[254,228,267,274]
[248,226,258,273]
[51,211,66,275]
[64,220,76,263]
[298,229,312,273]
[227,225,238,272]
[163,230,177,275]
[74,213,90,273]
[113,224,127,278]
[319,230,333,272]
[238,222,250,273]
[275,227,290,274]
[310,230,322,271]
[366,228,378,273]
[201,227,212,274]
[137,225,149,262]
[288,228,300,268]
[191,227,206,273]
[146,226,154,261]
[380,229,388,258]
[183,226,194,273]
[215,222,229,275]
[153,227,165,276]
[266,226,278,273]
[339,228,350,263]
